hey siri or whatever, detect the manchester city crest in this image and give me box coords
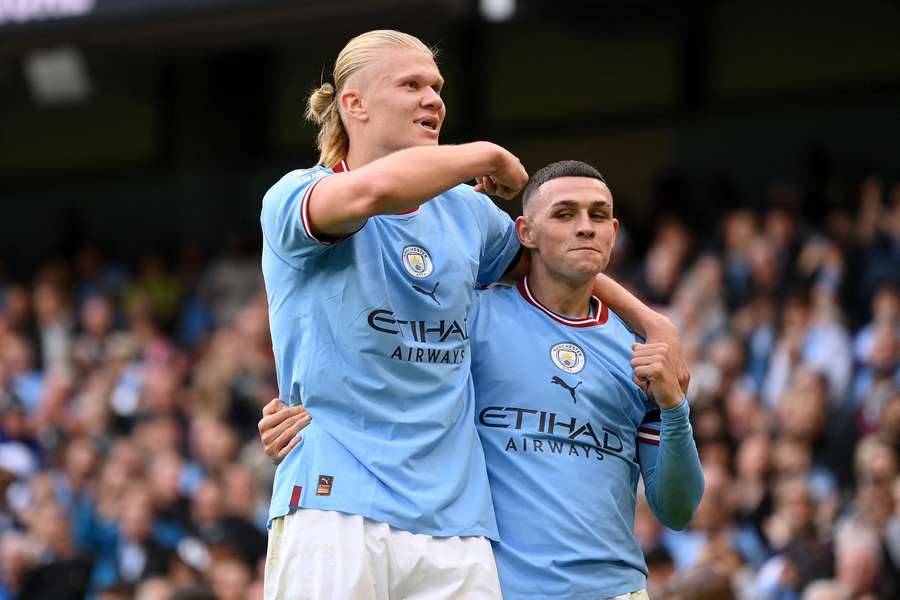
[550,342,586,374]
[402,245,434,279]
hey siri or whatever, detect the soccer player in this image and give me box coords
[261,29,686,599]
[471,161,704,599]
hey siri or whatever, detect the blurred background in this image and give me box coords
[0,1,898,599]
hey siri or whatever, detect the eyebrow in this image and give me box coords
[395,71,444,88]
[548,199,611,210]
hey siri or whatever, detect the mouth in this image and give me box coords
[415,116,439,133]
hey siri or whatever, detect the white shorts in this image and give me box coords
[608,590,650,600]
[264,509,502,600]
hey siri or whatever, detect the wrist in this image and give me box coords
[471,141,503,173]
[660,397,689,417]
[643,313,675,341]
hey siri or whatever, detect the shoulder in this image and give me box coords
[264,166,331,202]
[596,306,641,368]
[272,165,332,189]
[445,184,507,216]
[471,284,518,319]
[603,307,653,403]
[284,165,331,184]
[604,307,641,344]
[476,283,518,304]
[447,182,483,199]
[261,167,332,226]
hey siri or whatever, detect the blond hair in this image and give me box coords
[305,30,435,167]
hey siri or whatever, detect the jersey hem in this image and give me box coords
[267,503,500,542]
[501,578,646,600]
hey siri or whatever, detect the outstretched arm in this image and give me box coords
[309,142,528,237]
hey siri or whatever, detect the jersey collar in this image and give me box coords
[516,276,607,328]
[331,159,418,215]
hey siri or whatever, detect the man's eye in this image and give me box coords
[405,81,419,89]
[556,213,572,219]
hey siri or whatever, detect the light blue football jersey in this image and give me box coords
[470,279,702,599]
[260,160,520,539]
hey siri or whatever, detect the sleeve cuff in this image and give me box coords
[660,397,690,422]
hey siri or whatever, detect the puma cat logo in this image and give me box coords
[412,281,441,305]
[551,376,583,403]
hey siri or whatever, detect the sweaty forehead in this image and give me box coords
[533,177,612,211]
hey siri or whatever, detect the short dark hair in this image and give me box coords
[522,160,607,213]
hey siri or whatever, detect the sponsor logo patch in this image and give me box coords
[316,475,334,496]
[402,245,434,279]
[550,342,586,374]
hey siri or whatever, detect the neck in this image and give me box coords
[345,139,395,169]
[526,261,595,318]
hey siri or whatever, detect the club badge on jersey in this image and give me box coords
[402,245,434,278]
[550,342,586,374]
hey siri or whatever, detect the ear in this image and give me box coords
[515,215,537,250]
[611,218,619,248]
[339,88,368,123]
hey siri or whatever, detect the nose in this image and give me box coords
[421,87,444,112]
[575,212,595,237]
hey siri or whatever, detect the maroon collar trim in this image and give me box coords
[516,277,607,328]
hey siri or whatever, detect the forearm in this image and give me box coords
[645,400,704,530]
[592,273,669,338]
[361,142,505,214]
[311,142,505,236]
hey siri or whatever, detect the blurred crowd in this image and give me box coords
[0,167,898,600]
[0,239,275,600]
[627,173,900,600]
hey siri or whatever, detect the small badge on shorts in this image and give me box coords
[316,475,334,496]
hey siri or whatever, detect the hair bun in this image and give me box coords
[306,82,337,124]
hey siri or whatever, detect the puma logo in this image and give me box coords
[551,376,582,403]
[412,281,441,305]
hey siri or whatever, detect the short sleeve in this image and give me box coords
[260,167,334,264]
[472,194,521,287]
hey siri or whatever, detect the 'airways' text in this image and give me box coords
[390,346,466,364]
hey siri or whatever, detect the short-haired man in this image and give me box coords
[470,160,703,599]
